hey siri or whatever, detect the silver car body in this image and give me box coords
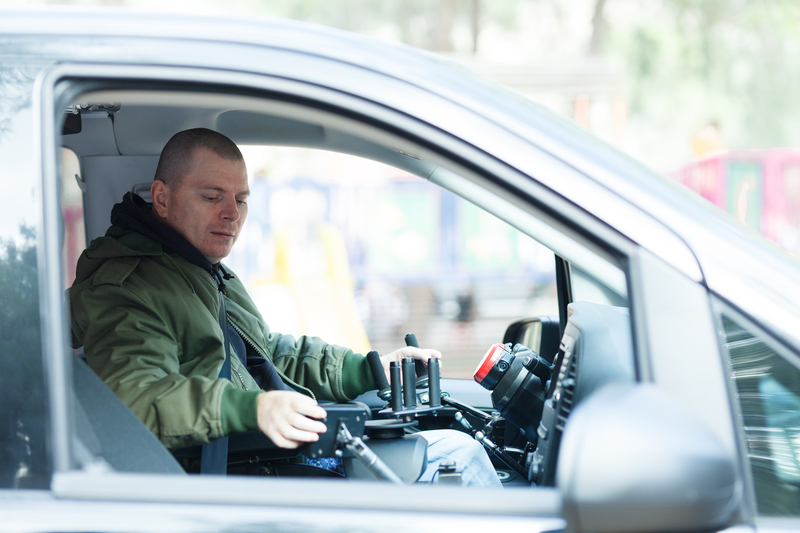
[0,6,796,533]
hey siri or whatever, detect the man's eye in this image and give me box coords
[203,196,218,201]
[237,199,247,206]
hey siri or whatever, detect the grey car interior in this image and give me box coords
[63,95,438,243]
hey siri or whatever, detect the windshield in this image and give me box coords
[225,146,559,379]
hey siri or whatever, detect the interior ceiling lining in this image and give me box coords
[68,90,438,179]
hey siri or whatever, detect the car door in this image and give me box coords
[32,40,574,533]
[1,12,747,533]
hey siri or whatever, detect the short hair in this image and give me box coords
[154,128,244,188]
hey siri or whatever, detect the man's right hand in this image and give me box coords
[256,390,327,449]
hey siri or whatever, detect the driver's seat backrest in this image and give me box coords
[72,352,186,474]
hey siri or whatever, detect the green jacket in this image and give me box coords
[70,225,376,449]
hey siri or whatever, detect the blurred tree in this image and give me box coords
[0,226,49,489]
[25,0,800,163]
[248,0,486,53]
[605,0,800,161]
[0,66,34,139]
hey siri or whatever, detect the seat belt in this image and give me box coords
[200,292,231,475]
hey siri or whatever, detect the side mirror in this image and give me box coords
[558,384,739,533]
[503,316,560,363]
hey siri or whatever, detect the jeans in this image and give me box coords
[417,429,503,488]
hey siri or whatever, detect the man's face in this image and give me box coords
[151,148,249,264]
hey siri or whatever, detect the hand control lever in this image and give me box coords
[389,361,403,411]
[404,333,429,388]
[365,334,443,418]
[402,357,417,408]
[366,351,391,402]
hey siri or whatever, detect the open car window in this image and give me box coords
[48,72,634,509]
[59,87,630,382]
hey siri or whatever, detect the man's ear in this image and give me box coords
[150,180,170,220]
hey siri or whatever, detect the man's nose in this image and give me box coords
[220,197,240,222]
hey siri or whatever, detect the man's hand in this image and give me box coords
[256,390,327,449]
[380,347,442,378]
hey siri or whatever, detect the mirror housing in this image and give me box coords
[503,316,560,363]
[558,384,739,533]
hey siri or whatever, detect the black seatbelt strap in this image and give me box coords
[200,292,231,475]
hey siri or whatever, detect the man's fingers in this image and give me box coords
[380,347,443,376]
[266,432,301,449]
[256,391,328,449]
[281,423,323,444]
[267,414,325,447]
[385,347,442,362]
[294,401,327,421]
[401,347,442,361]
[291,412,328,434]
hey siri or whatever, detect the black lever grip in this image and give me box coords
[428,357,441,408]
[404,333,427,379]
[366,350,391,398]
[402,357,417,408]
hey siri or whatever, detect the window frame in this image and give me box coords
[0,57,53,491]
[713,295,800,523]
[39,60,635,514]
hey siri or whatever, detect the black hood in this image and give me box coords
[110,192,233,291]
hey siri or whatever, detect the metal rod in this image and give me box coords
[475,431,528,479]
[337,423,403,484]
[441,395,493,422]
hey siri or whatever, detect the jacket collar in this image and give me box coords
[109,192,233,291]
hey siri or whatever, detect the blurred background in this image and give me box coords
[53,0,800,375]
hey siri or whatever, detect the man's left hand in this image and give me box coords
[380,347,442,379]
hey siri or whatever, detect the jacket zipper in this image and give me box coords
[227,317,316,400]
[231,365,247,390]
[211,274,315,399]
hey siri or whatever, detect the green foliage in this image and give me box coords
[0,226,40,349]
[0,226,49,489]
[606,0,800,155]
[249,0,483,51]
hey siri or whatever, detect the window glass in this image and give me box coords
[226,147,557,379]
[722,313,800,515]
[571,262,628,307]
[0,62,50,489]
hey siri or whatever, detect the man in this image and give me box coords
[70,128,500,487]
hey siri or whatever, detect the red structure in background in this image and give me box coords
[669,149,800,255]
